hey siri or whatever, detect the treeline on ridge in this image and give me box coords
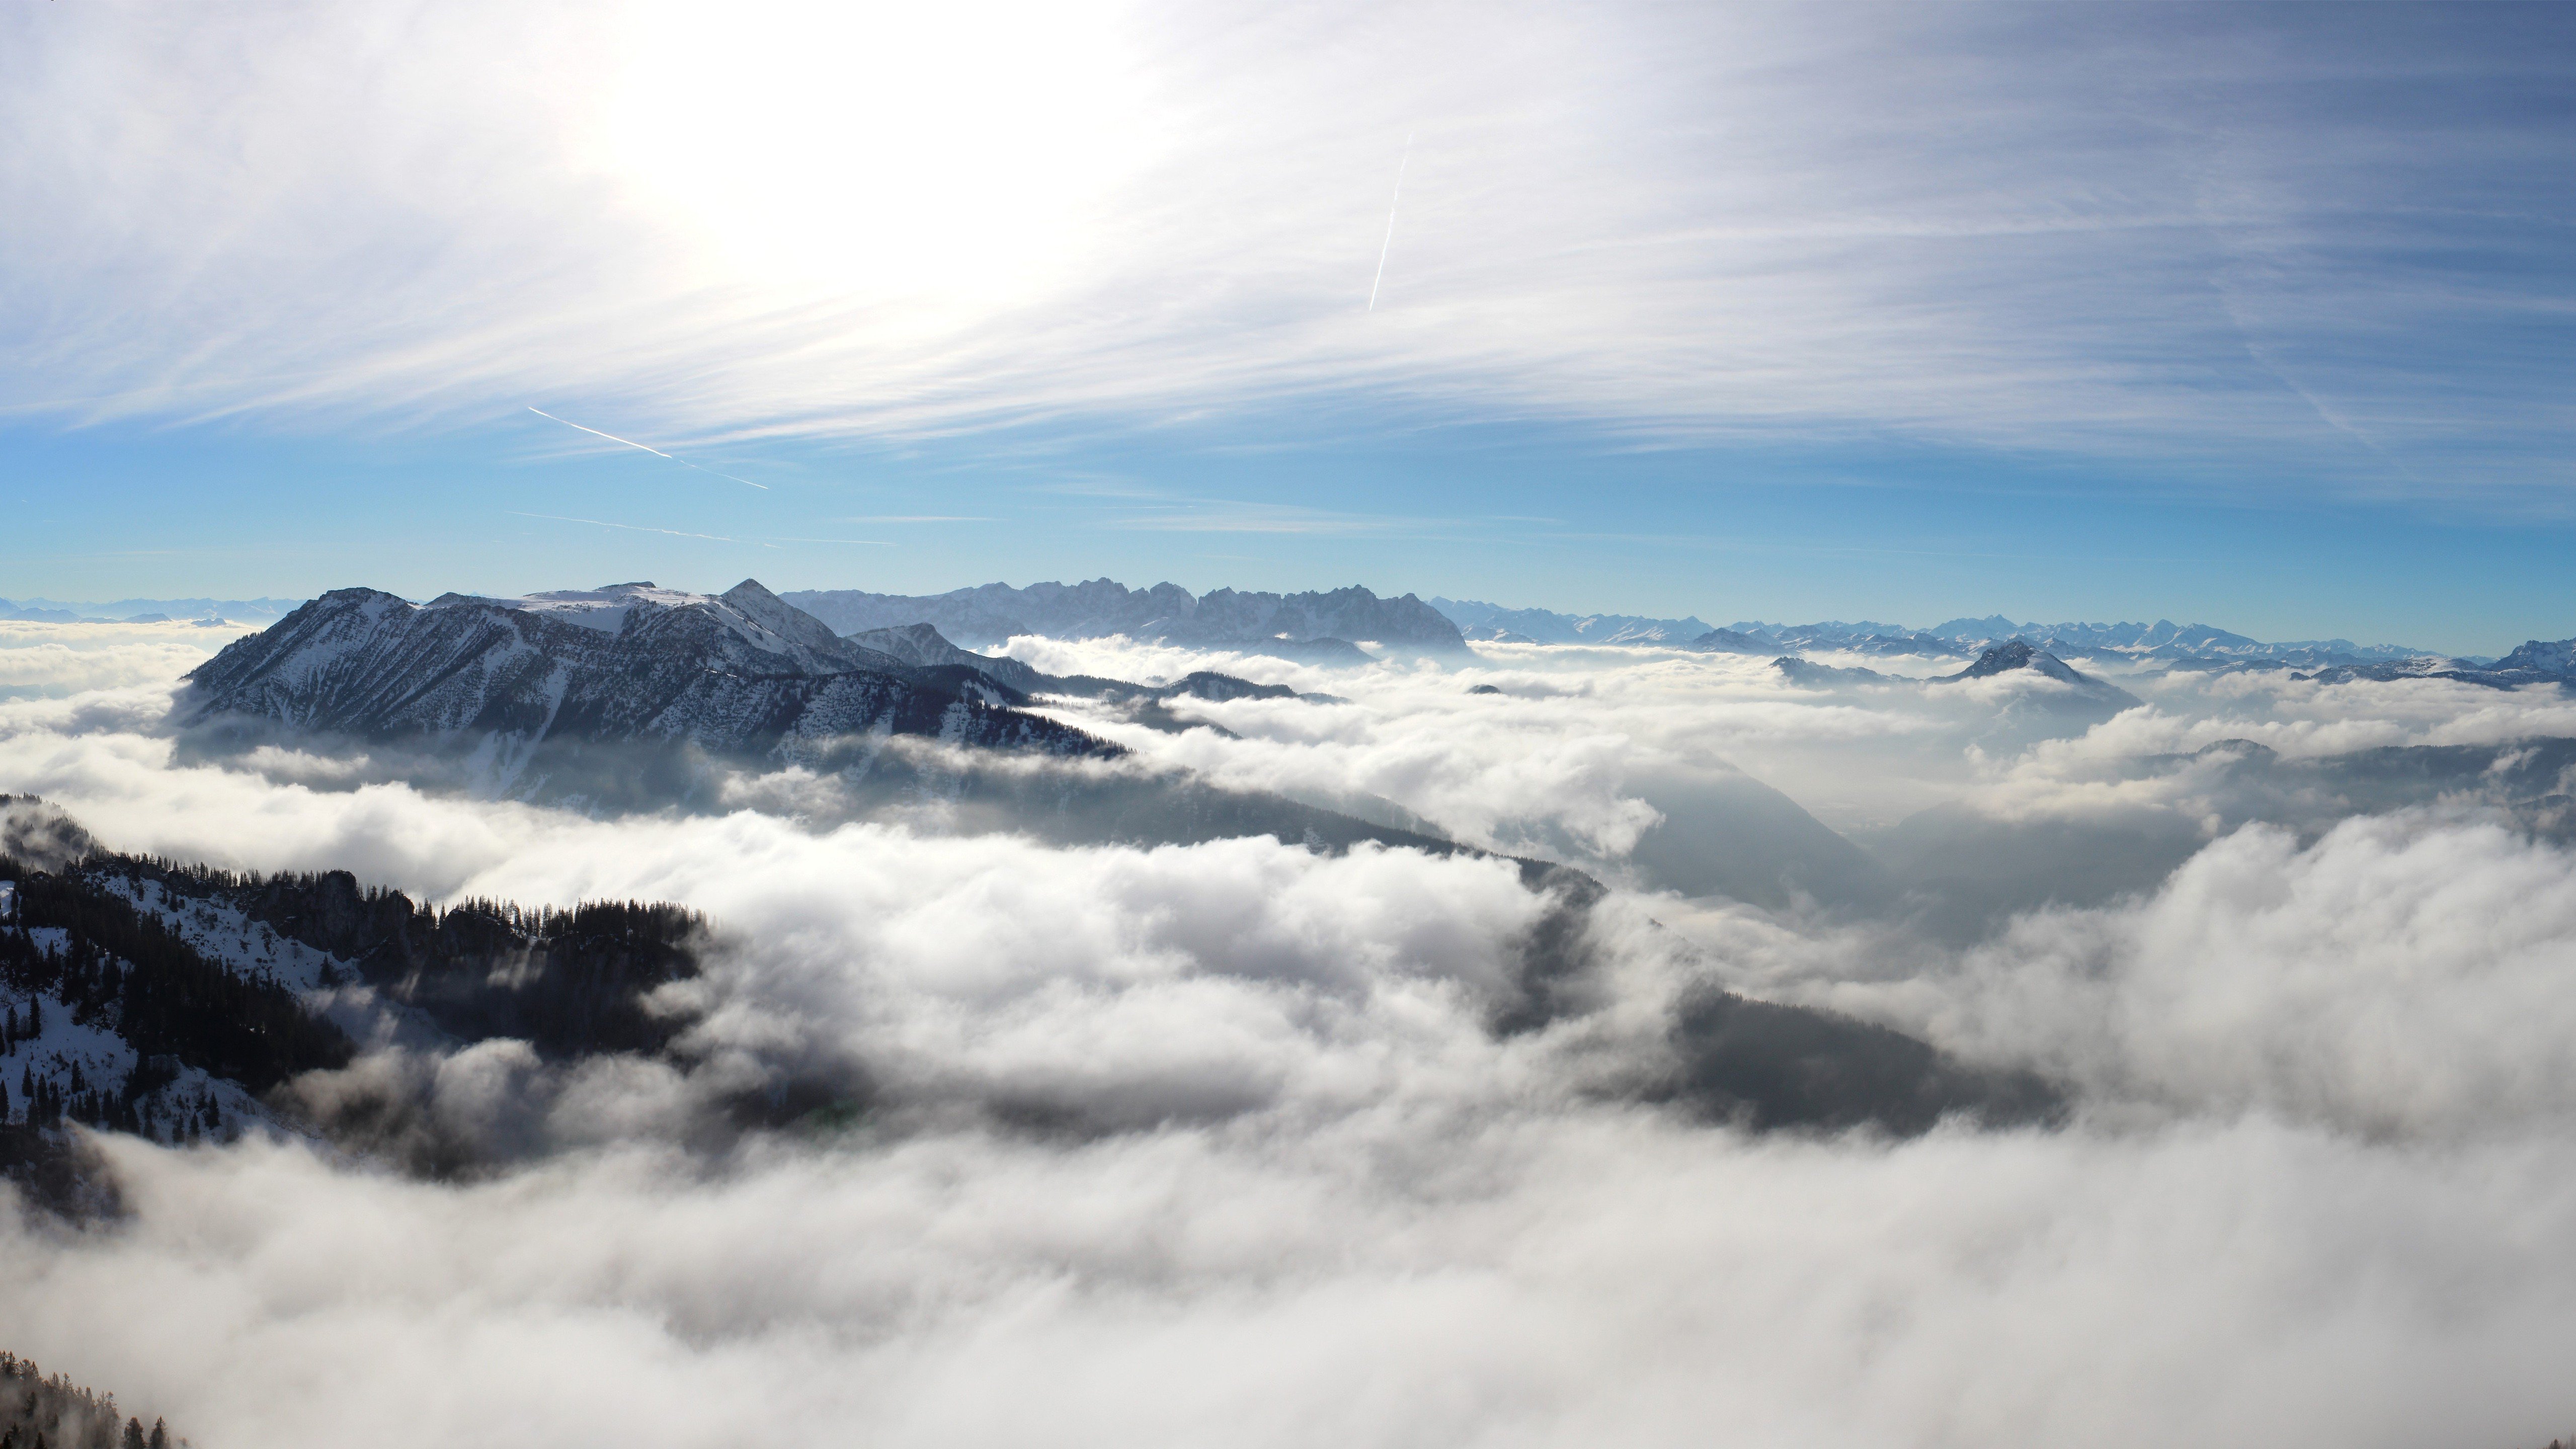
[33,850,708,1060]
[0,1351,184,1449]
[154,856,702,1057]
[1,867,351,1095]
[2,822,711,1214]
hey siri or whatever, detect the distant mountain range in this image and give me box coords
[1429,598,2448,666]
[0,595,302,624]
[1430,598,1715,646]
[17,575,2566,680]
[2292,636,2576,689]
[1770,641,2143,720]
[783,580,1465,656]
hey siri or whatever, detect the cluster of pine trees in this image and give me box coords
[1,995,38,1052]
[0,869,354,1093]
[363,895,707,1056]
[113,856,708,1058]
[24,854,709,1061]
[0,1353,182,1449]
[4,1054,226,1141]
[1,833,712,1211]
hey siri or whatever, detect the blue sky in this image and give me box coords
[4,1,2573,653]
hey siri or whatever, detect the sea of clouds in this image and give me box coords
[4,622,2576,1447]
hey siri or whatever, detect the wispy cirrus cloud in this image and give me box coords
[3,2,2572,497]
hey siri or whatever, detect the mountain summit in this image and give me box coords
[176,581,1112,796]
[1934,640,2142,713]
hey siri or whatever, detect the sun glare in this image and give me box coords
[596,0,1162,309]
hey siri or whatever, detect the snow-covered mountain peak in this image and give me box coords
[1932,639,2142,714]
[716,579,857,660]
[176,582,1116,798]
[419,579,811,649]
[425,581,718,634]
[1961,640,2085,686]
[406,578,881,675]
[1951,639,2046,679]
[2493,636,2576,676]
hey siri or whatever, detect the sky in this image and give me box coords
[4,0,2575,654]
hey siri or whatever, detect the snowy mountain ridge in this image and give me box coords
[2292,636,2576,690]
[783,579,1467,655]
[176,580,1116,795]
[1429,598,1715,646]
[1,595,302,625]
[2,798,714,1205]
[1429,597,2445,664]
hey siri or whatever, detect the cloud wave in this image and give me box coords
[9,632,2576,1445]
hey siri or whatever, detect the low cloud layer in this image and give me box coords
[14,1106,2576,1447]
[0,621,248,702]
[6,635,2576,1445]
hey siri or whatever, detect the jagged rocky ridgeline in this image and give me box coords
[1433,594,2576,678]
[165,579,1421,829]
[157,580,1926,907]
[2292,636,2576,689]
[781,579,1467,656]
[172,580,1118,794]
[1689,615,2438,665]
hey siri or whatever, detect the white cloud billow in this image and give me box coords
[8,629,2576,1444]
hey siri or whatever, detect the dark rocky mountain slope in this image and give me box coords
[173,581,1116,799]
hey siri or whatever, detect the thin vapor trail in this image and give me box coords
[526,406,770,490]
[506,510,742,543]
[1367,134,1414,312]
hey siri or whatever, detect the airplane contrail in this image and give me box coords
[507,511,741,542]
[526,407,769,490]
[1367,133,1414,312]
